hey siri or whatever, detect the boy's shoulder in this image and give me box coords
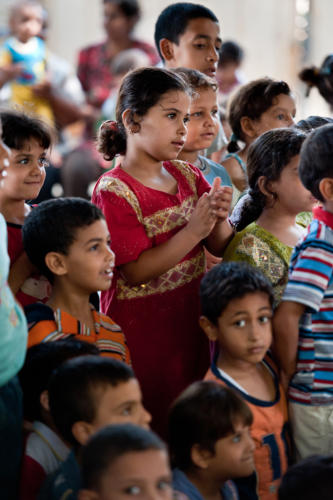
[37,451,80,500]
[301,208,333,248]
[172,468,238,500]
[197,155,232,187]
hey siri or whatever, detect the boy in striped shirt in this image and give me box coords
[274,123,333,461]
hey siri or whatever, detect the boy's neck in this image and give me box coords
[47,281,94,328]
[0,197,30,225]
[186,469,224,500]
[177,149,199,164]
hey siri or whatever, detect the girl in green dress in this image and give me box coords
[224,128,316,302]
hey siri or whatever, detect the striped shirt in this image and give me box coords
[282,206,333,404]
[25,302,130,364]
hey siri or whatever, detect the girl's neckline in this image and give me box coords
[117,162,180,197]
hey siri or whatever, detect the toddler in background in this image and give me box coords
[201,262,289,499]
[224,128,315,302]
[168,381,254,500]
[19,340,99,500]
[92,67,233,435]
[224,78,295,205]
[38,356,151,499]
[274,124,333,461]
[0,110,52,306]
[0,1,53,122]
[79,424,172,500]
[22,197,130,362]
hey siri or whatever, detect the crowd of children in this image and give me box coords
[1,1,333,500]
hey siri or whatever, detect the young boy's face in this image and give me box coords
[89,378,151,435]
[1,139,47,201]
[10,4,43,43]
[163,17,221,77]
[205,420,255,481]
[58,219,115,293]
[182,87,219,153]
[83,449,172,500]
[203,292,273,366]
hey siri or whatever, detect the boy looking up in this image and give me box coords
[22,197,130,362]
[200,262,289,499]
[38,356,151,499]
[274,123,333,461]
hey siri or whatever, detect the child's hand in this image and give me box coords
[208,177,233,222]
[186,192,217,241]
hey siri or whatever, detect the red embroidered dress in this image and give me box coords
[92,160,211,434]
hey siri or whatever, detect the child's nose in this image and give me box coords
[206,45,219,63]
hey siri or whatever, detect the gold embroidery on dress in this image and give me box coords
[143,196,196,238]
[97,177,143,223]
[237,234,288,302]
[169,160,197,194]
[117,251,205,300]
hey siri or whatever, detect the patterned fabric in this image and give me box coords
[25,302,130,364]
[205,356,289,500]
[223,222,304,303]
[92,160,211,435]
[0,36,53,122]
[77,40,159,107]
[282,206,333,405]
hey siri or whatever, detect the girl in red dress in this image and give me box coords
[92,67,233,435]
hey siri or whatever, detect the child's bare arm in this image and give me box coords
[120,193,216,285]
[205,180,234,255]
[8,251,36,294]
[273,300,305,390]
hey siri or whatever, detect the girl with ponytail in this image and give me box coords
[299,55,333,109]
[223,78,295,206]
[92,67,233,436]
[223,127,316,302]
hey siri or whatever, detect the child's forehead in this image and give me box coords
[221,291,272,316]
[179,17,221,41]
[191,86,218,106]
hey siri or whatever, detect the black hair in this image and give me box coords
[168,381,253,471]
[227,78,292,153]
[298,123,333,202]
[0,110,52,151]
[219,40,244,68]
[81,423,167,490]
[295,115,333,133]
[19,340,99,422]
[299,55,333,108]
[48,356,134,447]
[278,455,333,500]
[22,197,105,282]
[154,3,218,61]
[200,262,274,325]
[235,127,306,231]
[103,0,140,18]
[174,67,217,93]
[97,67,190,161]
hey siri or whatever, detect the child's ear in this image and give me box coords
[45,252,68,277]
[78,490,99,500]
[199,316,218,341]
[159,38,175,62]
[72,421,94,446]
[122,109,141,134]
[240,116,258,139]
[40,390,50,412]
[191,444,212,470]
[319,177,333,201]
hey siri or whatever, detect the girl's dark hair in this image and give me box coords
[299,55,333,108]
[0,110,53,150]
[103,0,140,19]
[227,78,292,153]
[168,381,253,471]
[235,127,307,231]
[97,67,190,161]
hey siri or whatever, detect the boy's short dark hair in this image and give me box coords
[278,455,333,500]
[81,423,166,490]
[22,197,105,282]
[154,3,218,60]
[48,356,134,447]
[0,110,52,150]
[19,340,99,422]
[200,262,275,325]
[168,381,253,471]
[299,123,333,202]
[219,40,244,68]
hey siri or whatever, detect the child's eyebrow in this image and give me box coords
[193,34,222,44]
[114,400,137,410]
[85,237,104,245]
[231,306,272,317]
[159,106,184,113]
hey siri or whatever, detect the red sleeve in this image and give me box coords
[20,455,46,500]
[93,185,151,266]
